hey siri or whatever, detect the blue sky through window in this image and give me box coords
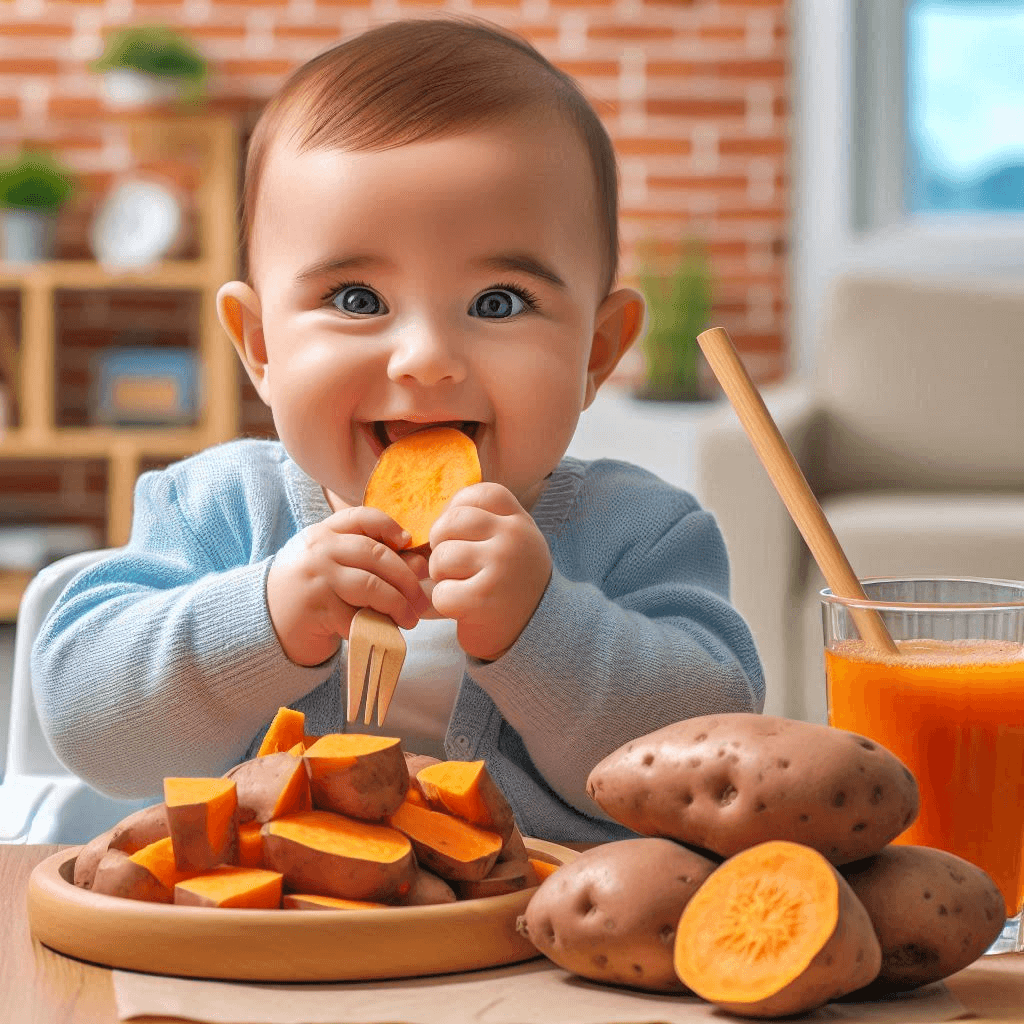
[907,0,1024,212]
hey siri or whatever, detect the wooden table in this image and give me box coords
[3,844,1024,1023]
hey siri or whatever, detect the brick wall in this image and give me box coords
[0,0,789,532]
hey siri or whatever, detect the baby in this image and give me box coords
[32,16,764,842]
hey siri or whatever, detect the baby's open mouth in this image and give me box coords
[371,420,481,453]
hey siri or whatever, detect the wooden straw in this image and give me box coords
[697,327,899,656]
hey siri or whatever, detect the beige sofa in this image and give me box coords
[696,273,1024,724]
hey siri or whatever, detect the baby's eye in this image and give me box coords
[469,288,530,319]
[330,284,386,316]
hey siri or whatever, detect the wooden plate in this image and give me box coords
[28,838,577,982]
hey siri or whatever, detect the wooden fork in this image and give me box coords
[346,608,407,726]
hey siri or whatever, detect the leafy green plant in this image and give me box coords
[92,24,208,103]
[635,238,714,401]
[0,149,75,213]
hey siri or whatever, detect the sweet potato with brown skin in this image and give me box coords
[518,837,718,993]
[456,858,539,900]
[388,799,503,882]
[839,844,1006,996]
[397,867,458,906]
[304,734,409,821]
[91,836,199,904]
[73,802,169,890]
[224,751,311,824]
[164,777,239,872]
[174,866,284,909]
[261,809,416,903]
[404,752,441,800]
[415,760,516,842]
[587,713,919,865]
[674,840,882,1018]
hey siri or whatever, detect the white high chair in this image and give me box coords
[0,548,155,844]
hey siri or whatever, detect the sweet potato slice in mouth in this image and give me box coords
[372,420,480,451]
[363,426,483,549]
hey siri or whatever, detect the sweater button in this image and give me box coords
[453,734,471,754]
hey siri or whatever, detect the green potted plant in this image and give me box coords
[92,24,208,108]
[634,237,715,402]
[0,149,75,263]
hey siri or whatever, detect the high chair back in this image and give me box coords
[0,548,153,844]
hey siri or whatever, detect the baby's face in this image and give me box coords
[249,113,615,512]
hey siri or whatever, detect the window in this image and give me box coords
[907,0,1024,214]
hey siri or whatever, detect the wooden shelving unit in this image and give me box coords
[0,112,240,620]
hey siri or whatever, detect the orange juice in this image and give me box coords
[826,637,1024,915]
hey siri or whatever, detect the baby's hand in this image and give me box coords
[266,507,430,667]
[427,482,552,662]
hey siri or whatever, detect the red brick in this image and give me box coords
[614,137,692,156]
[273,25,346,43]
[648,174,748,191]
[719,136,787,156]
[714,59,787,79]
[1,22,75,38]
[0,58,60,74]
[588,24,676,42]
[550,0,616,6]
[189,25,247,41]
[220,58,297,76]
[647,61,700,78]
[697,25,746,42]
[647,97,746,118]
[0,98,19,119]
[48,96,106,119]
[554,60,619,78]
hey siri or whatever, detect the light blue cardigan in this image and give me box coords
[32,439,765,842]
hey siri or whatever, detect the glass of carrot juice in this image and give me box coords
[821,577,1024,955]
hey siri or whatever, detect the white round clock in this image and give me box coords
[90,177,184,270]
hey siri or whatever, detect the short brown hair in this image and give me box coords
[242,16,619,295]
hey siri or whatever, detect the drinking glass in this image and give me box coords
[821,577,1024,955]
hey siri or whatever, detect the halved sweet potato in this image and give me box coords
[304,734,409,821]
[404,752,441,800]
[174,865,283,909]
[73,802,169,890]
[416,759,515,842]
[261,809,416,903]
[363,426,482,550]
[674,840,882,1017]
[388,799,502,882]
[257,706,306,756]
[164,777,239,872]
[224,751,311,824]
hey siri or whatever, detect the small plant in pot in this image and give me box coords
[92,24,208,108]
[634,238,715,402]
[0,149,75,263]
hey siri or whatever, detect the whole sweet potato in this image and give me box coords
[587,713,919,865]
[517,837,718,993]
[839,844,1006,996]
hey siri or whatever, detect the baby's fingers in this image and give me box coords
[323,504,412,551]
[327,534,426,628]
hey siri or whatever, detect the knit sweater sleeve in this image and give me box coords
[30,448,333,799]
[466,458,765,821]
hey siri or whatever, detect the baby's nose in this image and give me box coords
[387,328,467,386]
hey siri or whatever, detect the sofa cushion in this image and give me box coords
[811,274,1024,493]
[792,490,1024,726]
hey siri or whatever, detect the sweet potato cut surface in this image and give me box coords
[258,706,306,757]
[363,426,482,549]
[164,777,238,872]
[237,820,264,868]
[529,858,559,881]
[283,893,389,911]
[304,734,408,821]
[262,809,415,903]
[416,760,515,841]
[174,866,283,909]
[225,751,311,824]
[388,799,502,882]
[93,836,201,903]
[674,840,881,1017]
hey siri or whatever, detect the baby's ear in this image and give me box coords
[584,287,647,408]
[217,282,269,404]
